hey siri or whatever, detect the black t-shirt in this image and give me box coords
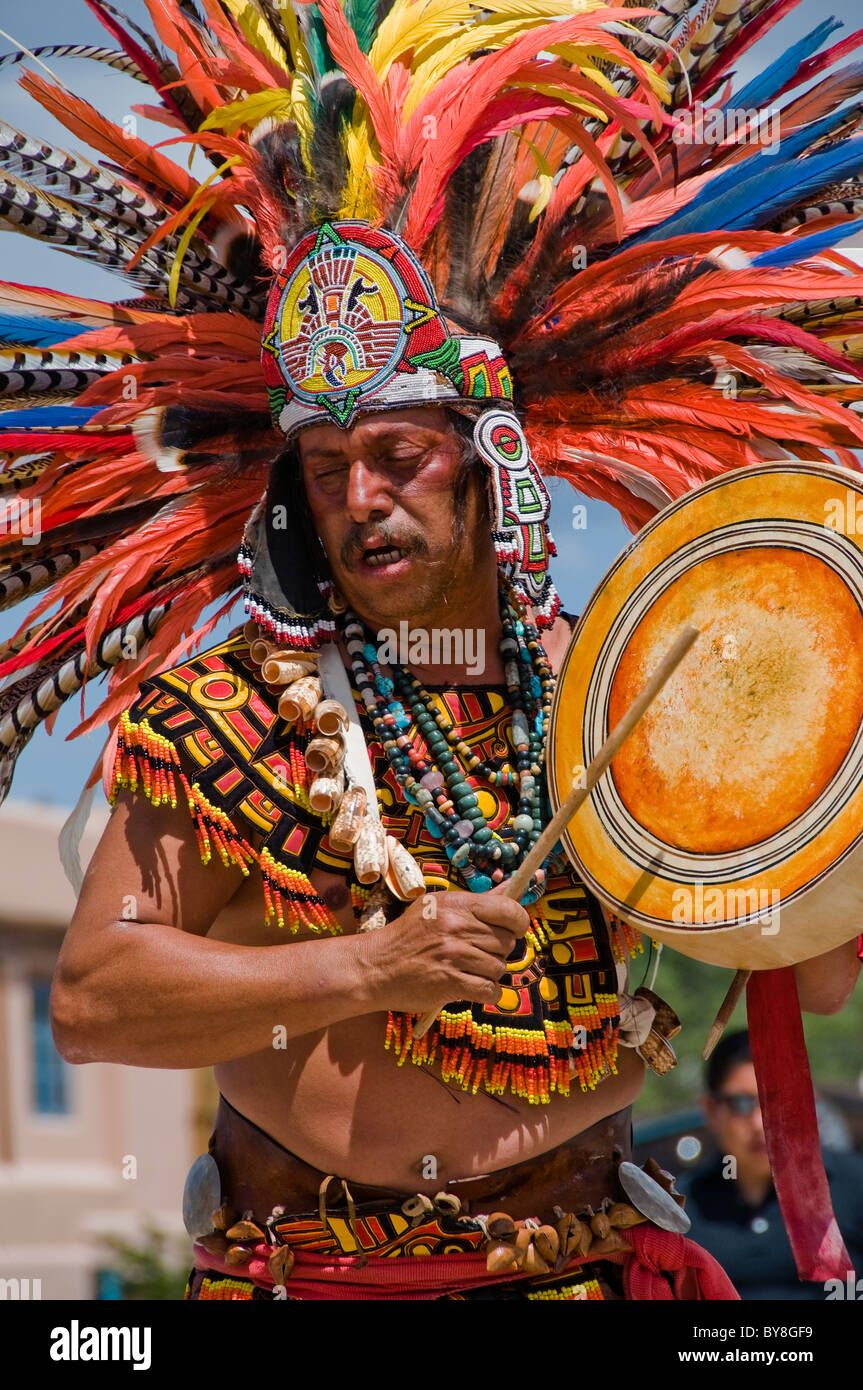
[680,1150,863,1300]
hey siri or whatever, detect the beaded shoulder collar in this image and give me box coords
[111,625,632,1101]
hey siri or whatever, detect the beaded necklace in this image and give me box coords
[342,581,557,904]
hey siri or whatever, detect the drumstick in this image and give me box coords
[702,970,751,1060]
[412,624,700,1041]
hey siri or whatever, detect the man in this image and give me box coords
[50,388,657,1301]
[0,0,859,1306]
[682,1032,863,1301]
[49,226,860,1302]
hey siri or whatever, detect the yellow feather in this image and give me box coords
[521,132,552,177]
[370,0,474,77]
[169,199,215,309]
[340,122,380,220]
[166,154,243,306]
[554,42,669,101]
[527,173,553,221]
[198,90,294,136]
[166,158,243,300]
[275,3,325,175]
[274,0,313,68]
[370,0,607,79]
[291,76,315,174]
[512,79,608,124]
[219,0,289,70]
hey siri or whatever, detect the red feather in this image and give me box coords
[83,0,190,127]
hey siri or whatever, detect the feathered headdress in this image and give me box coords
[4,0,863,804]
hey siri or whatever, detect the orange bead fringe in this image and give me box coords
[110,713,340,937]
[385,986,620,1105]
[608,912,642,964]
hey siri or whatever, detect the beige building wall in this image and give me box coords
[0,800,215,1300]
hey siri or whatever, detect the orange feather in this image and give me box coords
[18,70,200,208]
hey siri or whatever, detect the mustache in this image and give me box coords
[340,522,430,568]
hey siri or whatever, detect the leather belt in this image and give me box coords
[208,1094,633,1225]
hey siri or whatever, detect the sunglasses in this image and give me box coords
[714,1092,761,1118]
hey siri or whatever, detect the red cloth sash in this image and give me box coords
[193,1223,739,1301]
[747,967,853,1283]
[621,1225,738,1300]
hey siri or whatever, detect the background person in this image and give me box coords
[681,1031,863,1299]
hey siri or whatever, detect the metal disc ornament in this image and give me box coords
[548,463,863,970]
[182,1152,221,1240]
[617,1161,691,1234]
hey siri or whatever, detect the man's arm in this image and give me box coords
[793,938,861,1015]
[51,789,526,1069]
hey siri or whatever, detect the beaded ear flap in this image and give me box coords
[472,411,560,628]
[238,453,338,647]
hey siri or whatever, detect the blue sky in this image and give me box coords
[0,0,859,805]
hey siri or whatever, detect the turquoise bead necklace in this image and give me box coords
[342,580,557,904]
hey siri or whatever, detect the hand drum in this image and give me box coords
[547,463,863,969]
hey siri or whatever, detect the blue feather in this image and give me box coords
[0,313,90,348]
[0,406,98,429]
[751,216,863,267]
[665,104,856,223]
[726,18,844,113]
[631,134,863,243]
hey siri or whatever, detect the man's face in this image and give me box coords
[704,1061,770,1184]
[297,405,489,628]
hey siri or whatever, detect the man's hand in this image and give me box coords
[359,886,530,1016]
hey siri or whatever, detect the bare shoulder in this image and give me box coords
[72,787,249,941]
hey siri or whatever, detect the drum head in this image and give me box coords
[548,463,863,965]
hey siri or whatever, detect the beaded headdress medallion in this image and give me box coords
[260,220,514,434]
[240,219,558,646]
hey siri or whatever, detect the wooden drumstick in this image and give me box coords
[412,624,700,1041]
[702,970,751,1060]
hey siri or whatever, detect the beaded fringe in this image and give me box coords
[258,847,341,934]
[383,907,621,1103]
[526,1278,603,1301]
[385,992,620,1104]
[110,712,340,936]
[608,912,643,964]
[350,884,372,926]
[189,1276,256,1301]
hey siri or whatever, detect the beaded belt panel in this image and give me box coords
[187,1200,610,1300]
[186,1268,606,1301]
